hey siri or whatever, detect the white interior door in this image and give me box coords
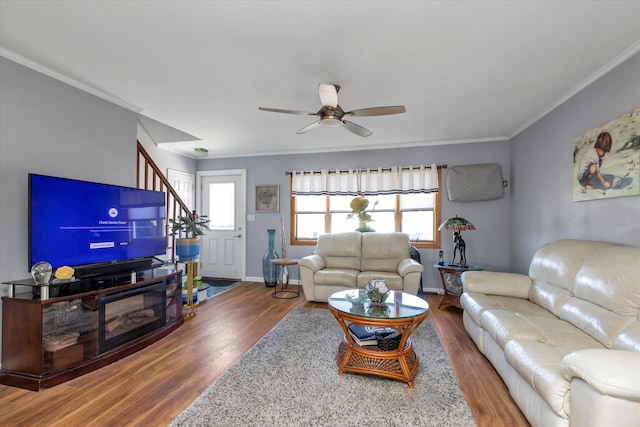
[167,169,195,211]
[197,170,246,279]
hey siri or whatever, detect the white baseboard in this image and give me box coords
[249,276,438,291]
[245,276,300,285]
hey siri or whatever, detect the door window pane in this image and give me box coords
[209,183,235,230]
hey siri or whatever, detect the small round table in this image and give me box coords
[433,263,484,309]
[270,258,300,299]
[328,289,429,388]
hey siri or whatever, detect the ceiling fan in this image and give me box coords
[259,83,406,137]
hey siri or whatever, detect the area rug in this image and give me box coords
[171,307,476,427]
[203,278,244,299]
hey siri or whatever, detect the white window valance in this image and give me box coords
[291,164,438,196]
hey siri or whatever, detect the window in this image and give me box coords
[290,169,441,248]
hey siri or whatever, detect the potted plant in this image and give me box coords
[194,275,209,303]
[182,278,199,305]
[169,212,210,261]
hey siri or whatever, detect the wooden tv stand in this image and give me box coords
[1,268,183,391]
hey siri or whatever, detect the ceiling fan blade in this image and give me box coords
[345,106,406,117]
[318,83,338,108]
[342,120,373,137]
[259,107,316,116]
[297,120,323,134]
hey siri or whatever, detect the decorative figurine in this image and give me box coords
[452,231,467,266]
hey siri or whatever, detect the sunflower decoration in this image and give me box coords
[54,265,75,281]
[347,196,376,232]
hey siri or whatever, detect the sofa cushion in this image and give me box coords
[314,268,359,287]
[481,310,603,350]
[505,340,573,418]
[572,245,640,317]
[528,281,574,317]
[317,232,361,270]
[360,232,410,272]
[614,322,640,352]
[526,240,612,318]
[558,297,636,348]
[461,293,556,327]
[528,240,612,294]
[356,271,403,289]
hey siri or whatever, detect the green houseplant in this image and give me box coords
[169,213,210,261]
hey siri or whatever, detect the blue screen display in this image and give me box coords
[29,174,166,269]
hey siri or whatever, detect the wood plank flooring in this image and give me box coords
[0,283,529,426]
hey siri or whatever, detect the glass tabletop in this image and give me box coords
[328,289,428,319]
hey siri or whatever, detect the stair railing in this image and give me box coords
[136,140,194,262]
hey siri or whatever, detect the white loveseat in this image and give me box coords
[298,232,424,302]
[461,239,640,427]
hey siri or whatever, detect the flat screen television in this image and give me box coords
[29,174,166,277]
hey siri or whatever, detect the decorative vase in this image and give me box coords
[262,229,280,287]
[175,237,200,261]
[365,279,390,303]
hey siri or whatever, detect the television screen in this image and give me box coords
[29,174,166,270]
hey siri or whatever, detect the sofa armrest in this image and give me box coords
[397,258,424,277]
[562,349,640,401]
[461,271,532,298]
[299,254,326,273]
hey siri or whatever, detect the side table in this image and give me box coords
[271,258,300,299]
[433,263,484,310]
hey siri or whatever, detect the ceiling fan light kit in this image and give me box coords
[259,83,406,137]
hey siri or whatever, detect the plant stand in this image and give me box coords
[183,260,198,318]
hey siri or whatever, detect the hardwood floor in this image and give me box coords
[0,283,528,426]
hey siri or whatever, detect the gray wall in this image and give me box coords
[0,58,138,287]
[197,141,512,288]
[510,52,640,273]
[0,57,195,360]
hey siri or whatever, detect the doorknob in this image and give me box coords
[233,234,242,238]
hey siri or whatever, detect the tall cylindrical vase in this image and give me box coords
[262,229,280,287]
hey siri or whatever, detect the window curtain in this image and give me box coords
[291,169,359,195]
[291,164,438,195]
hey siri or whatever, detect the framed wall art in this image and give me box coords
[573,107,639,202]
[255,185,279,212]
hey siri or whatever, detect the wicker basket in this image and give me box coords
[376,331,402,351]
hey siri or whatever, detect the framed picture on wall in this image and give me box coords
[255,185,279,212]
[573,107,640,202]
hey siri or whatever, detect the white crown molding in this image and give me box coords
[0,47,143,113]
[511,39,640,138]
[162,135,512,160]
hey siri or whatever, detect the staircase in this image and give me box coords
[136,140,193,262]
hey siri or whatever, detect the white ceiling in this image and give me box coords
[1,1,639,159]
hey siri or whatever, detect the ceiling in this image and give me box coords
[1,1,639,159]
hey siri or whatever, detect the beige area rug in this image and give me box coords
[171,307,476,427]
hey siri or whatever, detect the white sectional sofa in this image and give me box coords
[461,239,640,427]
[298,232,424,302]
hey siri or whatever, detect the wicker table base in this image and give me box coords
[336,338,419,386]
[328,290,429,388]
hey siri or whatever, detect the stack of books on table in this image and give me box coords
[348,324,395,346]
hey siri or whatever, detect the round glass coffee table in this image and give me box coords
[328,289,429,388]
